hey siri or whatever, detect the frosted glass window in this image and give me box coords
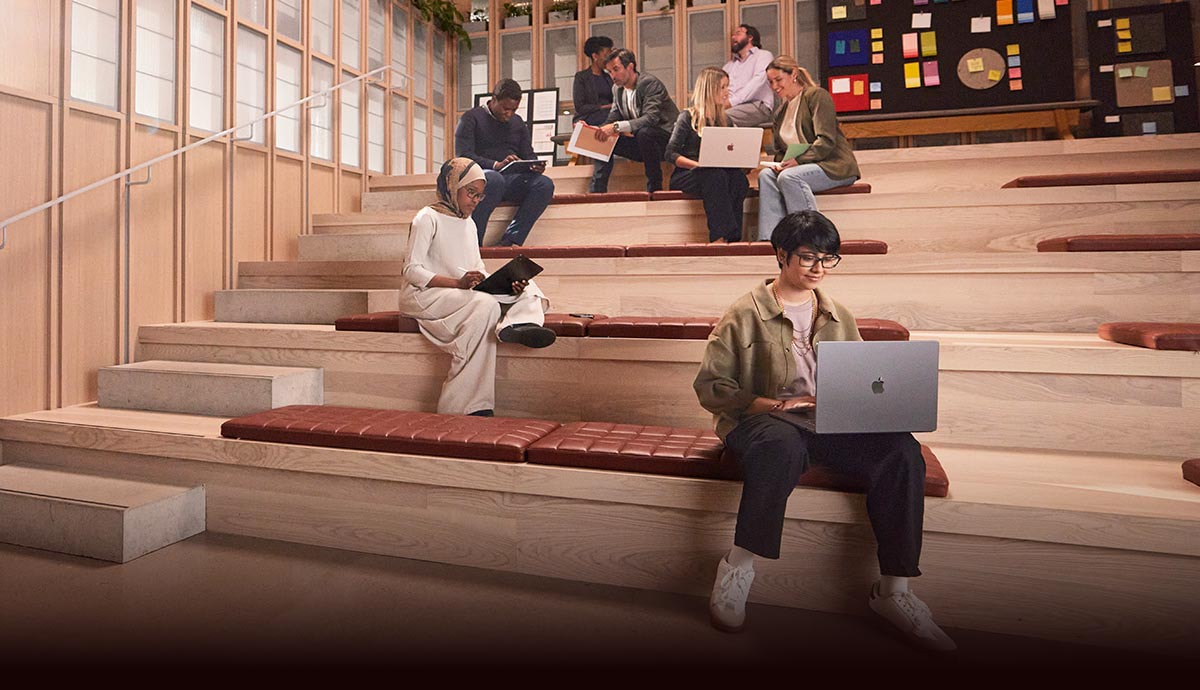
[368,0,387,71]
[70,0,121,110]
[236,28,267,143]
[687,10,725,87]
[589,19,624,49]
[740,4,779,55]
[310,60,335,160]
[413,22,428,99]
[432,35,446,109]
[500,32,532,90]
[135,0,175,122]
[638,16,674,99]
[342,0,362,69]
[238,0,268,25]
[544,27,577,98]
[456,36,488,113]
[795,0,820,83]
[189,6,225,132]
[391,94,408,175]
[391,6,409,90]
[432,111,445,166]
[341,73,362,167]
[312,0,334,55]
[413,103,428,174]
[275,43,303,152]
[368,86,386,172]
[277,0,302,41]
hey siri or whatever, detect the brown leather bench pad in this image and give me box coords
[587,316,909,341]
[1098,322,1200,351]
[625,239,888,257]
[1003,169,1200,188]
[334,312,606,337]
[1184,459,1200,488]
[220,405,560,462]
[480,245,626,258]
[1037,234,1200,252]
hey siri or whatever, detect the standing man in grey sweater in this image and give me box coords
[590,49,680,194]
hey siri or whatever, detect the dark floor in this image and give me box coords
[0,532,1187,671]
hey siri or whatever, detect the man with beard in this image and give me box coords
[722,25,775,128]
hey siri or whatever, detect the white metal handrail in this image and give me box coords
[0,64,403,251]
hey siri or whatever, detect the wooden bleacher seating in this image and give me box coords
[480,241,887,258]
[839,100,1098,143]
[1036,234,1200,252]
[1097,322,1200,351]
[1002,169,1200,189]
[480,245,627,258]
[334,312,604,337]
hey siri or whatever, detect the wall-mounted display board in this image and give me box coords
[1087,3,1197,137]
[820,0,1075,115]
[473,88,560,163]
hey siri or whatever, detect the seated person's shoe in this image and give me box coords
[868,582,957,652]
[468,409,494,417]
[498,323,556,348]
[709,557,755,633]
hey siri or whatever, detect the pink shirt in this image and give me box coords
[723,47,775,109]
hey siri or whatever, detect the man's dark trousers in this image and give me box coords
[589,127,670,193]
[471,169,555,246]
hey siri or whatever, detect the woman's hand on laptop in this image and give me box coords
[779,396,815,411]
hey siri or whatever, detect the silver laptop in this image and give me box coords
[775,340,939,434]
[698,126,763,168]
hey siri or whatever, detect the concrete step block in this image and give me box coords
[98,360,323,417]
[0,463,205,563]
[299,233,407,261]
[214,289,398,324]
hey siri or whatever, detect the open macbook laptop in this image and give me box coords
[773,340,939,434]
[698,126,763,168]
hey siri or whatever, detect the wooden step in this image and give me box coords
[299,232,406,261]
[0,462,205,563]
[134,322,1200,459]
[98,360,323,418]
[213,288,398,324]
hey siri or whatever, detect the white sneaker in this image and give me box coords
[709,557,755,633]
[868,582,957,652]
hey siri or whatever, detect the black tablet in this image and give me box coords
[473,255,543,295]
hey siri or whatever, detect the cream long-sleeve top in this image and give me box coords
[402,206,486,290]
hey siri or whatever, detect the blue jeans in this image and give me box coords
[756,164,856,241]
[471,169,556,246]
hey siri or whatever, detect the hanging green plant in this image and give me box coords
[411,0,472,47]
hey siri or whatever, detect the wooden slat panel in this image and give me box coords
[232,148,268,274]
[129,125,179,355]
[183,141,226,320]
[271,157,303,261]
[0,1,57,97]
[339,170,362,214]
[310,165,336,216]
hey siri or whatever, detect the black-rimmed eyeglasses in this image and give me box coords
[791,252,842,269]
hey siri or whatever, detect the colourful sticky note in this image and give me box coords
[1099,64,1114,73]
[967,58,984,73]
[1177,85,1191,97]
[1116,67,1133,78]
[1037,0,1055,20]
[869,99,882,110]
[914,0,929,4]
[922,61,940,87]
[871,53,884,64]
[869,81,882,93]
[912,13,932,29]
[1010,79,1023,91]
[1152,86,1172,102]
[1008,56,1021,67]
[832,5,847,19]
[872,41,884,52]
[1006,44,1020,56]
[1134,65,1149,78]
[971,16,992,33]
[871,28,883,39]
[1115,17,1130,29]
[904,62,922,88]
[1008,67,1021,79]
[1117,41,1132,53]
[870,0,881,5]
[1055,0,1068,5]
[1016,0,1034,23]
[920,31,937,58]
[997,0,1014,25]
[1143,121,1157,134]
[1116,29,1132,40]
[835,40,846,55]
[1104,115,1120,123]
[849,39,861,53]
[902,33,919,58]
[831,77,852,94]
[987,69,1002,82]
[853,80,864,96]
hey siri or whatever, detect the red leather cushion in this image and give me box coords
[220,405,560,462]
[588,316,720,339]
[526,422,735,479]
[856,318,910,341]
[1184,459,1200,488]
[553,191,651,204]
[1036,234,1200,252]
[480,245,626,259]
[1098,322,1200,351]
[1003,169,1200,188]
[335,311,420,333]
[624,239,887,257]
[649,183,869,202]
[544,313,607,337]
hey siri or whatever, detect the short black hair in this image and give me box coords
[739,24,762,49]
[770,211,841,267]
[583,35,614,61]
[493,78,523,102]
[607,48,637,70]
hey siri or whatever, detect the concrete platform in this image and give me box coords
[98,360,323,417]
[213,288,398,324]
[299,233,406,262]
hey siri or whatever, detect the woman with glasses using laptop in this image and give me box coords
[665,67,751,244]
[756,56,860,240]
[399,157,557,417]
[694,210,955,653]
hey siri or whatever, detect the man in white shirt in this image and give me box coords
[722,25,775,128]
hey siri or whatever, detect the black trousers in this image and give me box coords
[723,414,926,577]
[589,127,671,193]
[669,167,749,242]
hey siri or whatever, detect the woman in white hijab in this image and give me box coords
[399,157,555,417]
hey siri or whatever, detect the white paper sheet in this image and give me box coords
[831,77,852,94]
[971,16,992,33]
[531,90,558,122]
[912,13,932,29]
[531,122,557,153]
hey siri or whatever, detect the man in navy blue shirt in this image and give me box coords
[455,78,555,246]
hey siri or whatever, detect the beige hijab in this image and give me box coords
[431,157,486,218]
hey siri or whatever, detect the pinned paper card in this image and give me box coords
[997,0,1013,25]
[902,33,919,58]
[850,39,861,53]
[829,0,866,21]
[1117,42,1132,54]
[1116,67,1133,78]
[905,62,922,88]
[1099,64,1114,73]
[870,0,881,5]
[914,0,929,4]
[1055,0,1067,5]
[1006,44,1020,56]
[1008,56,1020,67]
[1177,85,1191,97]
[1010,79,1023,91]
[920,31,937,57]
[1115,18,1130,29]
[835,41,846,55]
[829,73,870,112]
[1142,121,1157,134]
[987,69,1002,81]
[922,60,940,87]
[1116,29,1131,40]
[831,77,852,94]
[869,81,882,93]
[1096,19,1112,28]
[870,99,882,110]
[971,16,991,33]
[1016,0,1034,23]
[1037,0,1054,20]
[1152,86,1172,102]
[872,41,884,52]
[832,6,847,19]
[1008,67,1021,79]
[967,58,984,73]
[1105,115,1120,124]
[912,13,932,29]
[1134,65,1149,78]
[872,53,884,64]
[871,28,883,39]
[853,80,865,96]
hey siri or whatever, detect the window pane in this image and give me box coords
[500,32,532,90]
[638,16,674,99]
[740,4,779,55]
[275,43,303,152]
[341,73,361,167]
[391,94,408,175]
[456,35,488,112]
[342,0,361,69]
[368,0,387,71]
[432,111,445,166]
[312,0,334,55]
[687,10,725,88]
[544,26,577,99]
[795,0,820,83]
[368,85,386,172]
[135,0,175,121]
[189,6,225,132]
[236,28,267,143]
[391,5,408,90]
[413,22,428,98]
[310,60,335,160]
[431,34,445,109]
[412,102,427,174]
[277,0,302,41]
[70,0,121,110]
[589,19,624,49]
[238,0,268,25]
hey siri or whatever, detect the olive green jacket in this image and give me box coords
[771,86,861,183]
[693,280,863,441]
